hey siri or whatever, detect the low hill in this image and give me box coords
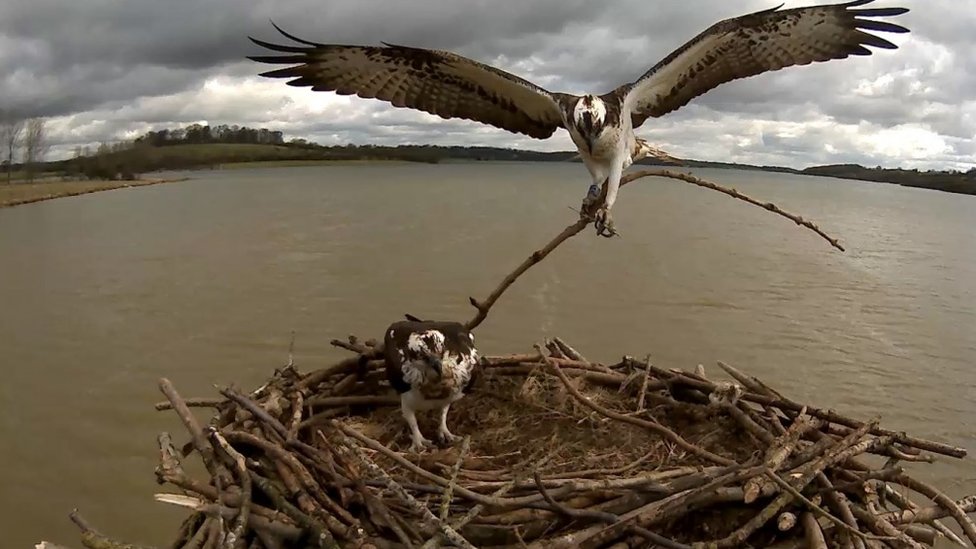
[801,164,976,196]
[45,142,581,181]
[28,139,975,198]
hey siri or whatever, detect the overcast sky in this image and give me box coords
[1,0,973,170]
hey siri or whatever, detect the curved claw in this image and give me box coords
[409,437,433,453]
[437,430,461,445]
[594,208,619,238]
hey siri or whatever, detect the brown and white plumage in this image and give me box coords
[618,0,911,127]
[382,318,481,453]
[248,1,909,236]
[249,23,570,140]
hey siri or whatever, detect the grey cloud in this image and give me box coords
[2,0,972,170]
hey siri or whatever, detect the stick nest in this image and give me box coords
[57,335,960,549]
[40,165,971,549]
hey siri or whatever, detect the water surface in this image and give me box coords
[1,162,973,546]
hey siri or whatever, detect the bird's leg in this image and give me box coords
[581,182,603,217]
[401,397,432,452]
[594,161,623,238]
[435,403,461,445]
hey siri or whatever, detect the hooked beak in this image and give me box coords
[428,357,444,378]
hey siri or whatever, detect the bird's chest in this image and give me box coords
[568,125,630,164]
[402,359,466,401]
[418,370,459,400]
[590,130,625,160]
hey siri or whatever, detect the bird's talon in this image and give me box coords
[437,431,461,445]
[593,208,617,237]
[408,437,433,453]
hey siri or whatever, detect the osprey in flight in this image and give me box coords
[249,0,909,236]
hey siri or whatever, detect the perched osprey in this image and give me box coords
[248,0,909,236]
[381,318,481,452]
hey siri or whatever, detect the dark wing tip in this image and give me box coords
[248,36,311,54]
[851,7,910,17]
[848,1,911,52]
[247,56,309,68]
[855,18,910,35]
[855,31,900,50]
[247,21,328,61]
[269,20,328,47]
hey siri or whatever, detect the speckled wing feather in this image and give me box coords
[618,0,910,128]
[248,24,570,139]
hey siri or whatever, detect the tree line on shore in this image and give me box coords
[2,117,973,195]
[0,112,50,184]
[36,123,579,181]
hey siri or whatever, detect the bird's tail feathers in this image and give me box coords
[634,138,682,165]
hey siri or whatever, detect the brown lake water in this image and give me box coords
[1,162,974,547]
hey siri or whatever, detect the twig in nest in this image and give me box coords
[440,435,471,522]
[565,464,766,549]
[532,470,619,523]
[153,397,225,411]
[207,427,250,549]
[877,495,976,525]
[892,472,976,546]
[222,430,354,528]
[814,474,865,549]
[335,421,610,509]
[68,509,154,549]
[154,495,303,542]
[882,484,968,547]
[742,412,819,503]
[287,390,304,440]
[848,503,925,549]
[761,467,899,545]
[324,425,477,549]
[217,386,289,440]
[185,517,214,549]
[636,354,652,413]
[801,512,828,549]
[157,378,232,486]
[631,359,968,459]
[552,336,588,363]
[248,471,339,549]
[419,472,525,549]
[536,345,735,466]
[528,472,691,549]
[701,419,886,548]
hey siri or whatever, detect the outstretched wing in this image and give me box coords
[618,0,910,128]
[248,24,571,139]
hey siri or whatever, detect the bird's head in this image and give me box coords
[573,95,607,148]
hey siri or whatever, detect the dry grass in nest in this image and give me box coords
[343,371,682,476]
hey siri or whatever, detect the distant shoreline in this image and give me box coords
[212,158,976,196]
[213,158,414,169]
[0,177,189,209]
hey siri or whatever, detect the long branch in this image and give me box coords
[625,169,845,251]
[465,168,844,330]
